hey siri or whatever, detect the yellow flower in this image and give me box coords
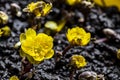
[0,11,9,24]
[20,49,41,64]
[23,1,52,18]
[117,49,120,59]
[45,19,66,32]
[20,28,54,64]
[66,0,81,6]
[45,21,58,30]
[66,27,91,46]
[70,55,87,68]
[0,26,11,37]
[93,0,120,11]
[9,75,19,80]
[1,26,11,37]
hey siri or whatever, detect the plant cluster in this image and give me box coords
[5,0,120,80]
[0,11,11,37]
[67,27,91,46]
[70,55,87,69]
[20,28,54,64]
[23,1,52,18]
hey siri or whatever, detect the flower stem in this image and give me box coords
[62,44,73,56]
[70,68,76,80]
[20,57,33,79]
[55,44,72,63]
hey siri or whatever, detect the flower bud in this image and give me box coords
[0,11,9,24]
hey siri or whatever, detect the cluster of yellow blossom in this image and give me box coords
[66,0,81,6]
[70,55,87,68]
[20,28,54,64]
[66,26,91,46]
[23,1,52,18]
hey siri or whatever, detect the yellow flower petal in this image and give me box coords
[1,26,11,37]
[20,33,26,43]
[44,49,54,59]
[0,11,9,24]
[81,33,91,46]
[45,21,57,30]
[43,3,52,16]
[79,27,86,34]
[27,54,41,64]
[20,49,41,64]
[21,39,36,56]
[25,28,36,39]
[36,33,53,50]
[19,49,26,57]
[66,0,81,5]
[33,54,44,62]
[117,49,120,59]
[28,2,35,12]
[0,29,3,37]
[34,9,42,17]
[57,19,66,32]
[93,0,120,11]
[10,75,19,80]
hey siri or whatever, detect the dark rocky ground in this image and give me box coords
[0,0,120,80]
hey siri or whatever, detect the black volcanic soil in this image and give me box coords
[0,0,120,80]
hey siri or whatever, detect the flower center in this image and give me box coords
[34,47,41,54]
